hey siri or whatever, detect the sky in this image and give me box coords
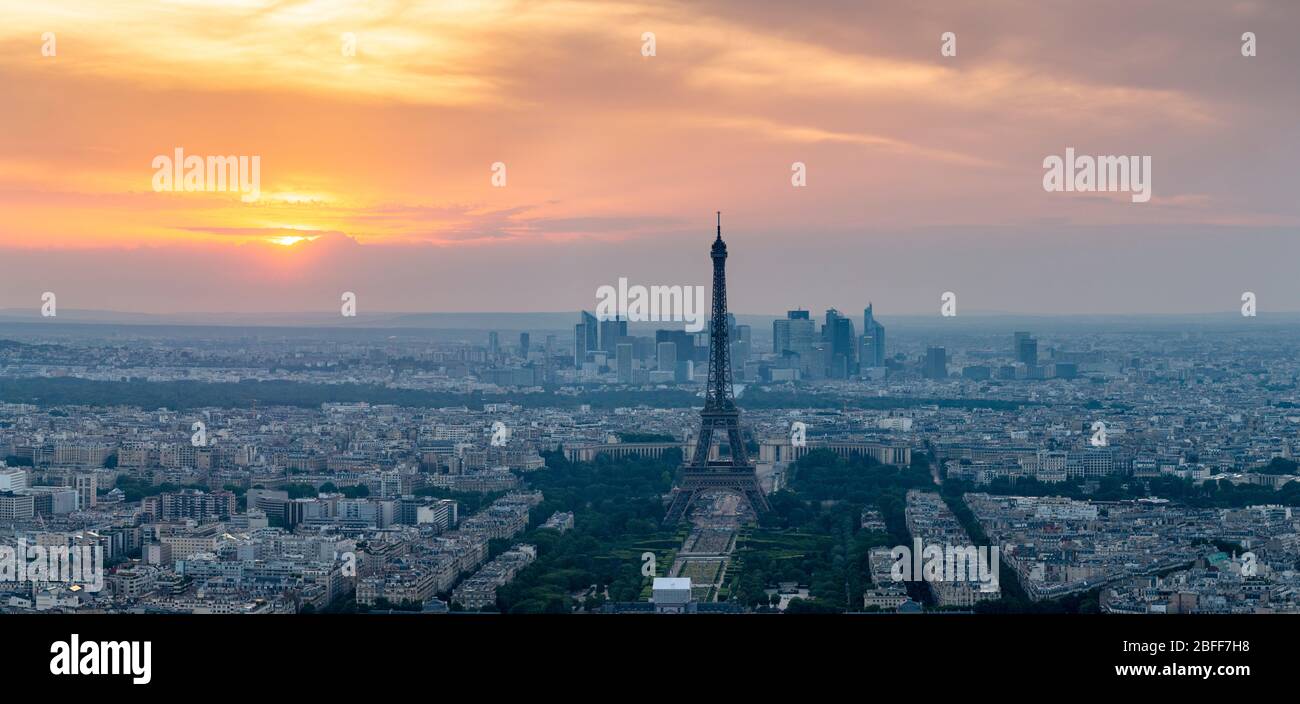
[1,0,1297,316]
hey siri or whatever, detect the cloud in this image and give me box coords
[0,0,1296,311]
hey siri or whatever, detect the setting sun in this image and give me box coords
[266,235,318,247]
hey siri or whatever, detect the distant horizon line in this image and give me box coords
[1,308,1297,322]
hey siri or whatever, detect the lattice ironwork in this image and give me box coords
[665,213,770,523]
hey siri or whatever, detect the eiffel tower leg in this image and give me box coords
[664,489,696,524]
[726,426,749,466]
[692,425,714,466]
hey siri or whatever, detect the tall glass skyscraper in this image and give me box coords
[599,314,627,354]
[862,303,886,368]
[773,309,816,374]
[574,310,598,365]
[824,308,855,378]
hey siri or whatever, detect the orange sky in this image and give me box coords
[1,0,1297,314]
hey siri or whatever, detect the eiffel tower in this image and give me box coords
[664,212,770,524]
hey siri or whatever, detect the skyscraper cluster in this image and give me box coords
[574,311,699,383]
[773,304,887,381]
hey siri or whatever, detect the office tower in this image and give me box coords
[1067,448,1115,478]
[1021,337,1038,366]
[823,308,840,348]
[142,489,237,521]
[773,309,816,372]
[657,341,677,371]
[73,472,97,510]
[656,329,696,363]
[545,334,556,356]
[27,487,76,516]
[1015,332,1038,366]
[575,310,598,365]
[582,311,599,351]
[599,314,628,355]
[0,492,35,521]
[835,310,856,361]
[772,318,787,354]
[675,360,693,383]
[0,466,28,492]
[731,324,752,374]
[924,347,948,380]
[859,333,875,372]
[616,343,633,383]
[488,331,500,355]
[248,488,293,528]
[519,332,530,356]
[692,331,709,359]
[823,308,856,378]
[632,335,656,362]
[379,471,402,499]
[862,303,886,367]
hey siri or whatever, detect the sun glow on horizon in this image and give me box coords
[266,235,319,246]
[0,0,1291,263]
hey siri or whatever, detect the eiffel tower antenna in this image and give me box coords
[664,212,770,524]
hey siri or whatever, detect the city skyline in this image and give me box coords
[3,219,1299,625]
[3,0,1295,685]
